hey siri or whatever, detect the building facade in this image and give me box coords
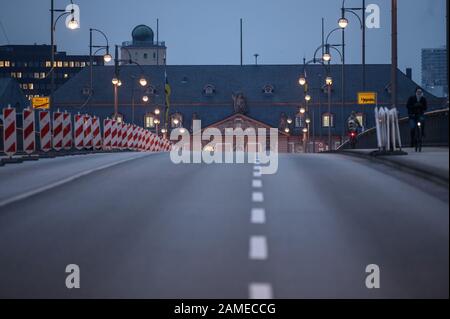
[0,45,104,100]
[121,25,167,66]
[422,47,448,97]
[52,63,445,152]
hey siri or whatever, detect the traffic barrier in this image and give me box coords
[52,110,63,151]
[2,105,17,157]
[39,111,52,152]
[137,127,143,150]
[92,116,102,150]
[63,111,72,150]
[145,130,150,151]
[127,124,133,150]
[74,114,84,150]
[111,120,118,149]
[83,114,93,149]
[121,122,128,149]
[22,108,35,155]
[132,125,138,150]
[103,118,112,149]
[117,121,123,150]
[375,107,402,151]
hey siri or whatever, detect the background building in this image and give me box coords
[0,44,104,100]
[121,25,166,66]
[421,47,448,97]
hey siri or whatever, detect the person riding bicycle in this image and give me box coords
[406,87,427,147]
[347,111,362,134]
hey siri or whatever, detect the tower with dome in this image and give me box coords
[121,24,167,65]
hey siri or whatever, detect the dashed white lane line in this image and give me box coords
[253,165,262,171]
[249,283,273,299]
[249,236,268,260]
[252,192,264,202]
[251,208,266,224]
[252,179,262,188]
[253,171,262,177]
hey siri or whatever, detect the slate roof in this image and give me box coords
[53,64,446,135]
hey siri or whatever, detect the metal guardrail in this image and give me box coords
[338,108,449,150]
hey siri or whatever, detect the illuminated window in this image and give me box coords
[28,83,34,90]
[22,84,28,89]
[40,72,46,79]
[16,72,22,78]
[144,113,155,128]
[4,61,10,67]
[295,112,305,128]
[57,61,63,67]
[69,61,74,67]
[0,61,4,67]
[322,113,334,128]
[45,61,51,67]
[80,62,86,67]
[75,62,80,67]
[34,73,40,79]
[63,61,69,67]
[10,72,16,78]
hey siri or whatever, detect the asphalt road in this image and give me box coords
[0,152,448,298]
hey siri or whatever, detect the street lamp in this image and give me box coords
[173,118,180,126]
[154,108,161,115]
[305,94,311,102]
[302,128,308,133]
[284,127,290,133]
[305,118,311,124]
[325,76,333,86]
[50,0,78,107]
[287,117,293,124]
[338,17,349,29]
[298,76,306,86]
[112,77,119,85]
[139,77,148,87]
[299,107,306,114]
[142,95,149,102]
[323,45,332,62]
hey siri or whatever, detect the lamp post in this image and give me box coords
[112,44,149,120]
[50,0,79,107]
[340,0,366,91]
[89,28,111,93]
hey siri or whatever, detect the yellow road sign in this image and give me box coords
[358,92,377,105]
[32,97,50,109]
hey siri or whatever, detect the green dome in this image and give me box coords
[132,25,154,42]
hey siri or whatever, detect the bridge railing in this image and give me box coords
[338,108,449,150]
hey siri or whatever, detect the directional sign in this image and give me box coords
[358,92,377,105]
[32,97,50,109]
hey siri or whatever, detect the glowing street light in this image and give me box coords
[305,94,311,102]
[298,76,306,86]
[154,108,160,115]
[338,17,349,29]
[142,95,149,102]
[139,77,148,87]
[299,107,306,114]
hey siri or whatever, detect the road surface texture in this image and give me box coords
[0,152,448,298]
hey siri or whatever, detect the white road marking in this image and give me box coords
[253,171,262,177]
[249,283,273,299]
[252,192,264,202]
[253,165,262,171]
[251,208,266,224]
[0,153,149,208]
[252,179,262,188]
[249,236,268,260]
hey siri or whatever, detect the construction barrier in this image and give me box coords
[92,116,102,150]
[39,111,52,152]
[63,111,72,150]
[375,107,402,151]
[2,105,17,157]
[2,107,173,161]
[52,110,63,151]
[74,113,84,150]
[22,108,35,155]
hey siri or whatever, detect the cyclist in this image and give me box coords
[406,87,427,147]
[347,111,362,133]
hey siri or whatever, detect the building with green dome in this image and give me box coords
[121,24,167,66]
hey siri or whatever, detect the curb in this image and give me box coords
[336,150,449,187]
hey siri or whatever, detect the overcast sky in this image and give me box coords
[0,0,447,83]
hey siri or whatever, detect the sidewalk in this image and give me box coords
[340,147,449,186]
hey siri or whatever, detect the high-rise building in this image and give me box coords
[421,47,448,97]
[0,44,104,100]
[121,25,167,66]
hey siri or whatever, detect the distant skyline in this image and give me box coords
[0,0,447,84]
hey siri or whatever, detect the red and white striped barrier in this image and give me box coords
[2,106,17,157]
[117,121,123,150]
[111,120,118,149]
[132,125,139,150]
[74,113,84,150]
[127,124,133,150]
[83,114,93,149]
[144,130,150,151]
[22,108,35,155]
[137,128,143,151]
[63,111,72,150]
[92,116,102,150]
[39,111,51,152]
[149,133,156,152]
[52,110,63,151]
[103,118,112,149]
[121,123,128,149]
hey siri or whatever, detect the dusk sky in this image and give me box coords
[0,0,447,83]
